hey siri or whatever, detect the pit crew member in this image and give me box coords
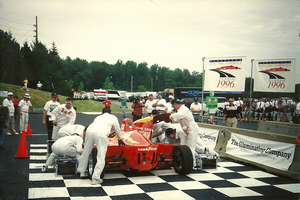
[57,124,85,139]
[169,99,199,168]
[77,108,125,185]
[41,132,84,172]
[165,95,174,113]
[43,93,60,140]
[50,98,76,140]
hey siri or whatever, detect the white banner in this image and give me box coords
[204,56,246,92]
[226,133,295,171]
[253,58,296,92]
[198,127,219,149]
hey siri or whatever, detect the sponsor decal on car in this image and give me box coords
[138,147,157,151]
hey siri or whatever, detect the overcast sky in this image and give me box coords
[1,0,300,83]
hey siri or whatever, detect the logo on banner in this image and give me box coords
[210,65,241,88]
[258,61,292,90]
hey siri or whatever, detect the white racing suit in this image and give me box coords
[170,105,199,167]
[50,104,76,140]
[57,124,85,139]
[45,135,83,166]
[77,113,122,180]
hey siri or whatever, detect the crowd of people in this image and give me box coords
[234,97,300,123]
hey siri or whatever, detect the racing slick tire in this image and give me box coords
[172,145,193,175]
[87,148,97,178]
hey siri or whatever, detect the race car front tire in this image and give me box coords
[172,145,193,175]
[87,148,97,178]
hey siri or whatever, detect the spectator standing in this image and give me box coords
[256,99,264,120]
[12,95,19,119]
[152,93,166,114]
[144,94,155,116]
[190,97,202,122]
[165,95,174,113]
[235,97,243,117]
[102,97,111,108]
[43,93,60,140]
[36,81,43,93]
[294,97,300,123]
[77,108,125,185]
[18,93,32,133]
[23,78,29,91]
[250,99,256,119]
[120,96,127,118]
[2,92,18,135]
[0,106,9,150]
[223,98,243,127]
[131,97,143,122]
[50,98,76,140]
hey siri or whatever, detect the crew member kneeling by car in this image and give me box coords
[77,108,125,185]
[223,98,242,127]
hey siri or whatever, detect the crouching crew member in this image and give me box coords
[223,98,242,127]
[41,131,85,172]
[77,108,125,185]
[57,124,85,139]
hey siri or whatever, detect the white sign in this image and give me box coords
[0,91,8,97]
[253,58,296,92]
[204,56,246,92]
[198,127,219,149]
[226,133,295,171]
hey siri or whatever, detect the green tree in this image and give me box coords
[103,77,115,90]
[137,85,147,92]
[78,81,84,91]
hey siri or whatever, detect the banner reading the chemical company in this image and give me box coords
[253,58,296,92]
[226,133,295,171]
[204,56,246,91]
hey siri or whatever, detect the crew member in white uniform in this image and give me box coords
[43,93,60,140]
[50,98,76,140]
[41,133,84,172]
[153,122,187,145]
[18,93,32,133]
[169,99,199,168]
[57,124,85,139]
[77,108,125,185]
[165,95,174,113]
[2,92,18,135]
[152,93,166,114]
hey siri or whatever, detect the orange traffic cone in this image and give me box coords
[26,123,32,136]
[15,130,29,159]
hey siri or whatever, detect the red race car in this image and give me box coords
[88,114,193,176]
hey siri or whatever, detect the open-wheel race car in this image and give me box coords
[88,113,193,177]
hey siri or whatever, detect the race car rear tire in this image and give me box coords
[87,148,97,178]
[172,145,193,175]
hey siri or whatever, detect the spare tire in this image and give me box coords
[172,145,193,175]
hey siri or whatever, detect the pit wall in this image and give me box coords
[257,120,300,137]
[197,123,300,181]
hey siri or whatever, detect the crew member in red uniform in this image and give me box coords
[102,97,111,108]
